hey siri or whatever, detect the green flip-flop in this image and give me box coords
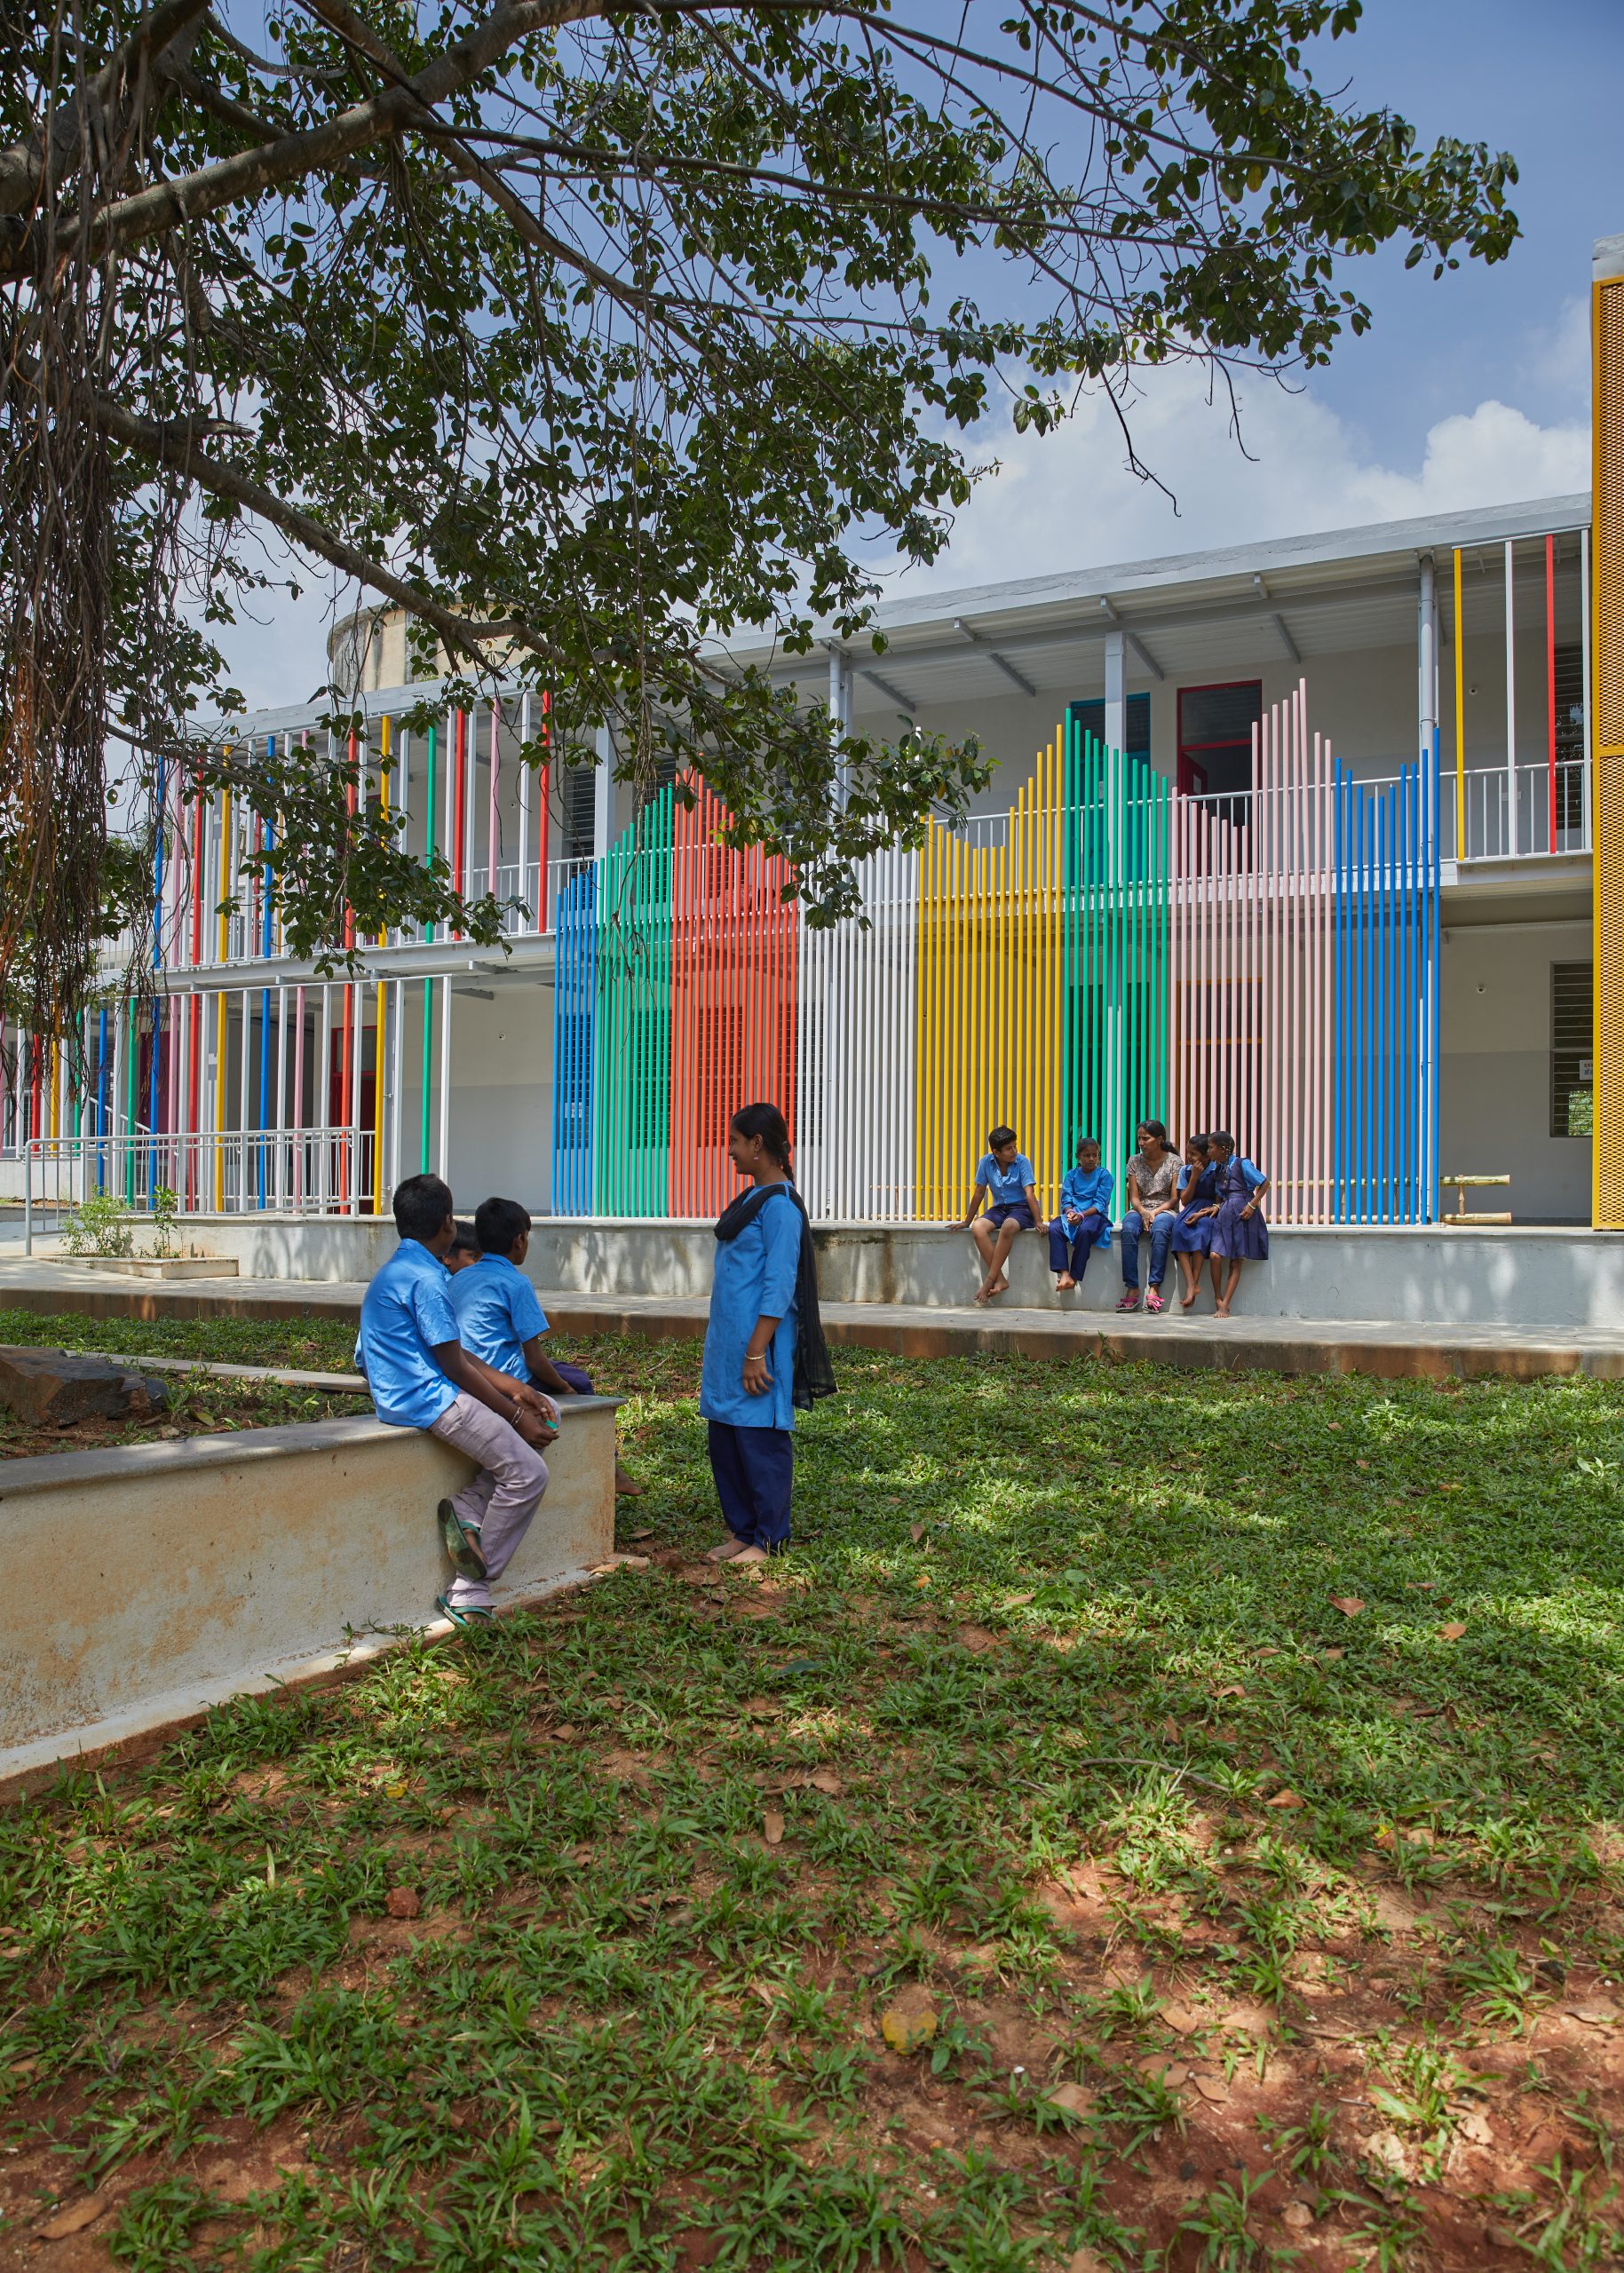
[439,1499,487,1580]
[435,1593,494,1630]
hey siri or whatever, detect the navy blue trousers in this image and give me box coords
[1120,1208,1176,1287]
[1047,1214,1109,1278]
[708,1420,794,1549]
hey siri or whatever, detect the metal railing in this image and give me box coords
[22,1128,374,1251]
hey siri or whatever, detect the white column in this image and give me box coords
[828,645,854,810]
[593,723,615,858]
[388,978,404,1205]
[437,979,453,1184]
[1504,537,1517,855]
[318,983,332,1207]
[1104,629,1127,757]
[349,988,364,1218]
[517,691,532,931]
[1582,527,1595,851]
[1418,554,1438,763]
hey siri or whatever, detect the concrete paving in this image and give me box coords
[0,1257,1619,1378]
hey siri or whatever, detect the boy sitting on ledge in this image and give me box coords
[450,1194,642,1497]
[356,1173,558,1629]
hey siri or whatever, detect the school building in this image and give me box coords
[12,233,1624,1325]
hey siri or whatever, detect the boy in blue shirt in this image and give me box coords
[450,1195,641,1497]
[959,1123,1041,1303]
[356,1173,558,1629]
[1047,1136,1113,1291]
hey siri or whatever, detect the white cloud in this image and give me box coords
[885,360,1589,595]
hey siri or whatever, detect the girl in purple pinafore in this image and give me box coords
[1170,1134,1221,1310]
[1207,1132,1270,1318]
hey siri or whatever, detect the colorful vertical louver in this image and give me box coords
[556,686,1441,1224]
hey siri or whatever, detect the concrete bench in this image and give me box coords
[0,1398,618,1794]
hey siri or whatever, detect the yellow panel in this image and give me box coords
[913,743,1064,1217]
[1595,279,1624,1225]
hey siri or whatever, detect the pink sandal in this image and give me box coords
[1115,1289,1140,1312]
[1145,1289,1165,1315]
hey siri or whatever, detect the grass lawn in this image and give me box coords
[3,1319,1623,2270]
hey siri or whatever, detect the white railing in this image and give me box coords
[1179,759,1588,865]
[1442,758,1588,862]
[21,1128,373,1250]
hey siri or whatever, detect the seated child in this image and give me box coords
[356,1173,557,1629]
[1048,1136,1113,1290]
[445,1220,481,1273]
[451,1194,643,1497]
[958,1124,1041,1303]
[1170,1134,1221,1310]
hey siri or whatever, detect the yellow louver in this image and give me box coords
[1593,275,1624,1226]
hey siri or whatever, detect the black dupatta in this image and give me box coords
[714,1182,836,1412]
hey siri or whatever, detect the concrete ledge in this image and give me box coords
[35,1214,1624,1334]
[526,1290,1624,1382]
[0,1401,618,1792]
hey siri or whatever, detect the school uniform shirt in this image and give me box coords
[700,1186,802,1432]
[976,1152,1035,1206]
[356,1239,461,1429]
[449,1253,547,1383]
[1059,1164,1113,1244]
[1125,1151,1178,1212]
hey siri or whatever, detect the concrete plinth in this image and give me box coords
[75,1214,1624,1334]
[0,1398,618,1793]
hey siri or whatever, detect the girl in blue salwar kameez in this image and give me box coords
[700,1103,834,1563]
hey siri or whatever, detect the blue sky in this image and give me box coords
[1298,0,1620,463]
[215,0,1619,703]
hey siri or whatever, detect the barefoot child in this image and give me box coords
[1117,1119,1179,1314]
[1170,1134,1221,1309]
[450,1195,643,1497]
[1208,1132,1271,1316]
[1047,1136,1113,1290]
[960,1125,1041,1303]
[701,1103,834,1564]
[356,1174,558,1630]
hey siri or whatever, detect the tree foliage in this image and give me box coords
[0,0,1517,1037]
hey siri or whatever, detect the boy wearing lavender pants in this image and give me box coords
[356,1174,558,1628]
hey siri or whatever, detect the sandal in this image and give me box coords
[1145,1289,1165,1315]
[436,1594,494,1629]
[1115,1289,1140,1312]
[439,1500,487,1580]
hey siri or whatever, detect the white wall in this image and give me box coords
[442,979,554,1214]
[1440,921,1591,1224]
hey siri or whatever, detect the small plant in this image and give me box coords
[61,1189,134,1258]
[148,1185,179,1258]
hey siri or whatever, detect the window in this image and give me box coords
[559,764,597,862]
[1177,681,1262,803]
[1068,693,1150,760]
[1551,961,1593,1137]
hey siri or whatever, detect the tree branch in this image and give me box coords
[0,0,610,276]
[87,381,547,672]
[0,0,216,218]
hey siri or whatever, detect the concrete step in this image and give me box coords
[0,1261,1618,1379]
